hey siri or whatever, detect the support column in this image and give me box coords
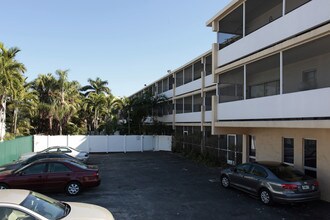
[242,134,248,163]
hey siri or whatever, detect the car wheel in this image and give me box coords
[66,182,81,195]
[0,183,8,190]
[259,188,273,205]
[221,175,230,188]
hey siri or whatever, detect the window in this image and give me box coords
[251,165,267,178]
[236,164,251,174]
[301,69,317,91]
[247,54,280,99]
[193,61,202,80]
[193,94,201,112]
[249,135,256,162]
[49,163,71,173]
[176,71,183,87]
[0,207,35,220]
[59,148,71,153]
[205,55,212,76]
[218,5,243,49]
[162,78,169,92]
[169,76,173,90]
[304,139,317,178]
[285,0,311,14]
[205,90,216,111]
[283,138,294,164]
[218,67,244,103]
[157,81,163,94]
[23,163,46,175]
[184,66,193,84]
[183,96,192,113]
[245,0,283,35]
[176,98,183,114]
[283,35,330,94]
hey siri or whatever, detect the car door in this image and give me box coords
[44,162,73,192]
[229,163,252,190]
[243,164,268,194]
[10,163,47,191]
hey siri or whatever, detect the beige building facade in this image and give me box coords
[208,0,330,201]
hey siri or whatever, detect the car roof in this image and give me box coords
[28,158,73,164]
[0,189,30,204]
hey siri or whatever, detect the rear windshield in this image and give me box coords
[268,165,312,182]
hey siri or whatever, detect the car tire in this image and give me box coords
[259,188,273,205]
[66,181,81,196]
[221,175,230,188]
[0,183,9,190]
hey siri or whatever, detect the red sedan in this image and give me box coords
[0,159,100,195]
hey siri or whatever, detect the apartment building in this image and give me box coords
[130,51,238,164]
[130,0,330,201]
[207,0,330,201]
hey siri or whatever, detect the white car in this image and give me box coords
[20,146,89,163]
[0,189,114,220]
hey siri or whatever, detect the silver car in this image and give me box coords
[20,146,89,163]
[220,161,320,205]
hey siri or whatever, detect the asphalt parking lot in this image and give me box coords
[48,152,330,220]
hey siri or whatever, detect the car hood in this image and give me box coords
[63,202,114,220]
[0,162,22,172]
[0,170,14,177]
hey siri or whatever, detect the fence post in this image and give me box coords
[47,135,49,148]
[106,135,109,153]
[140,135,143,152]
[67,135,69,147]
[88,135,91,152]
[124,135,126,153]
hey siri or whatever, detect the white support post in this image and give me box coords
[106,135,109,153]
[47,135,49,148]
[280,51,283,95]
[140,135,143,152]
[124,135,127,153]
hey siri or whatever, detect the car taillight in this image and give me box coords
[281,184,298,190]
[93,172,99,177]
[313,181,319,186]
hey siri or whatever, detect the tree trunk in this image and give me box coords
[13,107,18,135]
[0,95,7,142]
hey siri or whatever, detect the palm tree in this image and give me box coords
[82,93,107,134]
[7,80,38,136]
[0,42,26,141]
[80,77,111,96]
[52,71,81,135]
[31,73,57,134]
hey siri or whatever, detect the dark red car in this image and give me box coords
[0,159,100,195]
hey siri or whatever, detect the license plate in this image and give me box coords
[302,185,310,190]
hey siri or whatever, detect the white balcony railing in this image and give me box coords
[176,112,202,123]
[217,88,330,121]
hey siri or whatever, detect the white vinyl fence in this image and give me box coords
[33,135,172,153]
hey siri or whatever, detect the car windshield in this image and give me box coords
[20,191,69,219]
[268,164,312,182]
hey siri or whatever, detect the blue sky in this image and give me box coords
[1,0,230,97]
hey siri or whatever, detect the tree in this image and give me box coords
[7,80,38,136]
[121,92,168,134]
[82,93,107,134]
[31,73,57,134]
[80,77,111,96]
[0,42,26,141]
